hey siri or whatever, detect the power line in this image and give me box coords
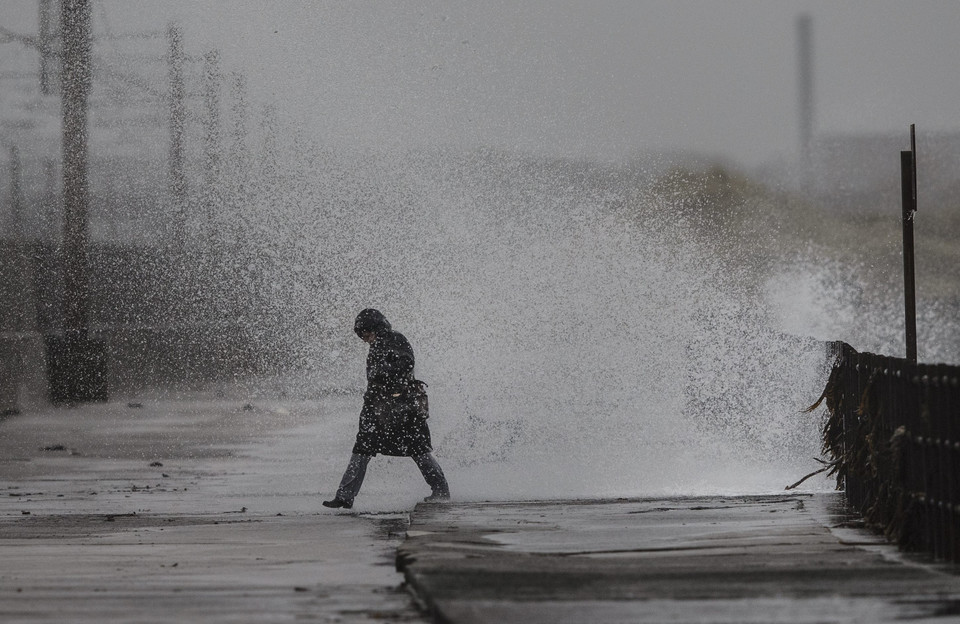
[0,26,39,48]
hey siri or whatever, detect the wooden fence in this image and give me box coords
[812,341,960,561]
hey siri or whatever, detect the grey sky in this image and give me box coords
[3,0,960,170]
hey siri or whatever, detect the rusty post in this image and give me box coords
[900,125,918,363]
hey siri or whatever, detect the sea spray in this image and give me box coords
[230,147,838,498]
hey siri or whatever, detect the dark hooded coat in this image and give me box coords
[352,309,433,457]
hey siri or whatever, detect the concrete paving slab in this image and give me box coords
[9,398,960,623]
[0,398,429,623]
[398,495,960,623]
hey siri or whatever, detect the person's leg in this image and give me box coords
[325,454,371,507]
[413,453,450,500]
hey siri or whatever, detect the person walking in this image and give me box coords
[323,309,450,509]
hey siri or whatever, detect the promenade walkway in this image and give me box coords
[3,398,960,623]
[399,496,960,623]
[0,398,427,623]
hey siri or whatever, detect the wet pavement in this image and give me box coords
[0,397,429,623]
[399,496,960,623]
[5,398,960,623]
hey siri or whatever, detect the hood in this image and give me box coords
[354,308,392,335]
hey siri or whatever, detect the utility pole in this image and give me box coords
[796,14,814,189]
[230,72,249,218]
[9,145,36,336]
[203,50,222,229]
[9,145,25,285]
[49,0,107,403]
[260,104,280,186]
[9,146,23,243]
[39,0,58,95]
[168,23,186,243]
[43,158,58,243]
[213,72,248,325]
[9,145,26,332]
[227,73,248,253]
[60,0,91,341]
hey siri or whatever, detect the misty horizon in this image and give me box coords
[3,1,960,171]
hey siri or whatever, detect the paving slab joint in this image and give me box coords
[400,567,449,624]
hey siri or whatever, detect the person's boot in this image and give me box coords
[423,492,450,503]
[322,497,353,509]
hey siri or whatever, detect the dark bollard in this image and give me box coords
[0,337,21,416]
[44,333,108,405]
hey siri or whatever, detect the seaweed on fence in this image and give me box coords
[801,344,846,489]
[789,355,846,491]
[805,342,960,560]
[802,345,903,538]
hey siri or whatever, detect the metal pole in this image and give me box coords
[50,0,107,404]
[60,0,91,340]
[901,124,918,363]
[796,14,814,188]
[203,50,222,229]
[10,146,25,333]
[168,23,186,242]
[43,158,57,243]
[10,146,23,241]
[230,72,249,221]
[231,74,248,158]
[9,145,37,335]
[39,0,57,95]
